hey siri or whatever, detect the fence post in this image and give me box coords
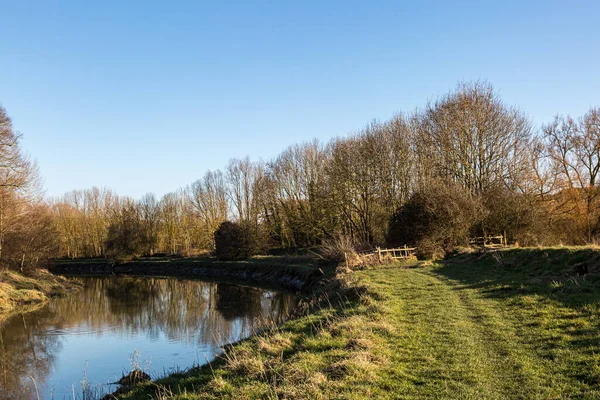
[377,247,381,262]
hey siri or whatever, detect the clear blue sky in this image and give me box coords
[1,1,598,199]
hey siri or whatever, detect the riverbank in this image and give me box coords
[0,269,80,322]
[114,247,600,399]
[50,256,335,293]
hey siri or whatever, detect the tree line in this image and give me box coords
[1,81,599,267]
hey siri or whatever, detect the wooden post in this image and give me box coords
[377,247,381,262]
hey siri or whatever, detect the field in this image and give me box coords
[113,247,600,399]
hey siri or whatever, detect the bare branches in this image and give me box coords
[189,170,229,249]
[541,107,600,242]
[417,81,533,194]
[2,84,596,265]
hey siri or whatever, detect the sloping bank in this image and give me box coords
[49,256,335,293]
[0,269,81,322]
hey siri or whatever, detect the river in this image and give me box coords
[0,276,297,399]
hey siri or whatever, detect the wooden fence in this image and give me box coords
[345,245,417,267]
[469,235,507,248]
[375,245,417,261]
[345,236,508,267]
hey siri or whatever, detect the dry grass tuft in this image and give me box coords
[257,332,294,355]
[329,315,369,336]
[323,360,349,380]
[345,337,374,351]
[223,346,266,378]
[369,319,397,335]
[207,375,230,393]
[321,234,358,264]
[308,371,328,387]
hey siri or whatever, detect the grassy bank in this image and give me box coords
[51,256,334,292]
[114,247,600,399]
[0,269,80,320]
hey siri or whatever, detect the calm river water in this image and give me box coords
[0,276,297,399]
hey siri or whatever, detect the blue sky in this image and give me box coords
[1,1,598,199]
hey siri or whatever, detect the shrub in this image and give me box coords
[214,221,251,260]
[105,204,145,262]
[0,203,59,274]
[414,238,446,260]
[387,182,483,258]
[479,185,549,245]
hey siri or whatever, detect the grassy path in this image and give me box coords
[119,249,600,399]
[368,266,590,398]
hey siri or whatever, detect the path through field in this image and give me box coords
[365,256,600,399]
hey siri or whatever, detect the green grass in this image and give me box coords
[114,248,600,399]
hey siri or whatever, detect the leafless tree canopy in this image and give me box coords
[1,83,599,267]
[0,105,49,271]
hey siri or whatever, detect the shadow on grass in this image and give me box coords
[432,247,600,309]
[430,247,600,390]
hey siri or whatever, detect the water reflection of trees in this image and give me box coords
[0,277,296,399]
[68,278,296,344]
[0,308,63,399]
[216,283,263,320]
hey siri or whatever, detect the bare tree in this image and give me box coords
[417,81,532,194]
[139,193,161,255]
[0,106,42,266]
[226,157,267,254]
[226,158,264,225]
[543,107,600,242]
[10,203,58,271]
[327,119,414,245]
[51,200,81,258]
[105,199,145,261]
[265,140,332,247]
[159,192,182,255]
[189,170,229,249]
